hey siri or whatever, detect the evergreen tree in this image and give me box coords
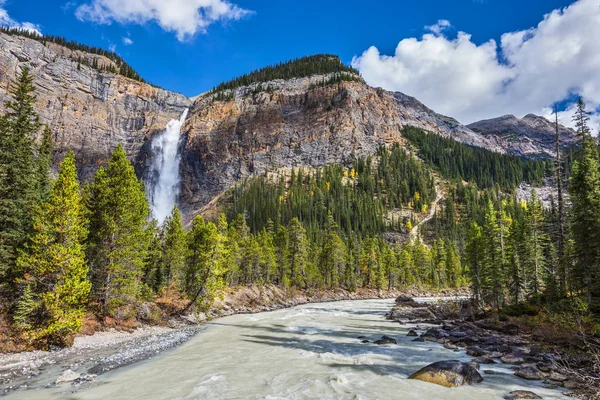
[466,221,484,305]
[183,216,227,311]
[287,218,308,287]
[569,98,600,303]
[16,152,90,347]
[86,145,150,317]
[161,206,187,294]
[0,67,42,295]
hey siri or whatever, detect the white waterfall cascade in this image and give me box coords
[148,108,189,224]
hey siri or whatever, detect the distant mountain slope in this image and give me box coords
[467,114,577,158]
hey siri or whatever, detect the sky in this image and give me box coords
[2,0,599,129]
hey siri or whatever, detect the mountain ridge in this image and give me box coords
[0,31,569,219]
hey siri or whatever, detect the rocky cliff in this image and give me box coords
[179,75,505,216]
[0,32,568,219]
[0,32,191,180]
[467,114,577,158]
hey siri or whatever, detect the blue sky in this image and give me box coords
[2,0,600,128]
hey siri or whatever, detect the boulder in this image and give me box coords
[56,369,80,384]
[387,307,436,321]
[514,366,546,380]
[407,329,418,337]
[467,346,487,357]
[472,356,496,365]
[501,353,525,365]
[412,337,425,342]
[548,371,568,382]
[374,335,397,345]
[395,295,421,307]
[505,390,542,399]
[408,360,483,388]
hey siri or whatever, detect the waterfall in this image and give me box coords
[148,109,189,224]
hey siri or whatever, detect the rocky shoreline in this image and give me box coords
[387,296,594,399]
[0,286,467,397]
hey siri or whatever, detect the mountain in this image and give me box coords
[0,31,190,180]
[0,31,563,219]
[467,114,577,158]
[179,73,511,216]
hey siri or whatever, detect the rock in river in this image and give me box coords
[505,390,542,399]
[374,335,397,345]
[514,366,546,380]
[408,360,483,388]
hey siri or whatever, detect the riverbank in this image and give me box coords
[387,297,599,399]
[0,286,468,396]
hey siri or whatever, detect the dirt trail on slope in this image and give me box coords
[409,177,444,241]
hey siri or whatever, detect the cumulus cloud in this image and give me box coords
[352,0,600,131]
[122,36,133,45]
[0,0,41,35]
[425,19,451,36]
[75,0,252,41]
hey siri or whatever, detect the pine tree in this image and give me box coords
[0,67,42,295]
[86,145,150,317]
[553,105,567,296]
[287,218,308,287]
[16,152,90,347]
[482,201,506,310]
[183,216,227,311]
[161,206,186,294]
[569,98,600,303]
[320,212,346,288]
[524,189,547,300]
[466,221,484,305]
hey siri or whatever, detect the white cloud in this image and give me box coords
[352,0,600,132]
[122,36,133,45]
[108,43,116,52]
[425,19,451,36]
[0,0,41,35]
[75,0,252,41]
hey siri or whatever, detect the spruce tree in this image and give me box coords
[569,98,600,303]
[183,216,227,311]
[0,67,42,295]
[16,152,90,347]
[86,145,150,317]
[466,221,484,305]
[161,206,186,294]
[287,218,308,287]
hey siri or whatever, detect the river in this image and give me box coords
[14,299,571,399]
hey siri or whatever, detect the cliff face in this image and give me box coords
[179,75,503,215]
[0,32,191,180]
[0,32,568,219]
[467,114,577,158]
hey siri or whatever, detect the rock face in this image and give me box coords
[0,32,191,181]
[179,78,505,217]
[408,360,483,387]
[468,114,577,158]
[0,32,569,219]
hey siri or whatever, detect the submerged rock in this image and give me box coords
[408,360,483,388]
[374,335,397,345]
[505,390,542,399]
